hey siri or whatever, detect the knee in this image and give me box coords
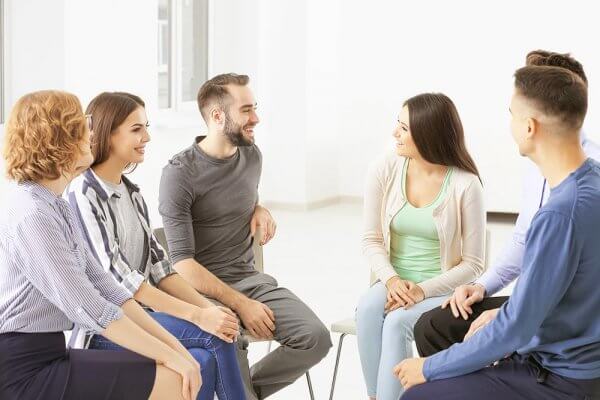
[415,306,450,337]
[401,385,428,400]
[414,311,435,343]
[384,309,416,334]
[188,348,216,379]
[293,320,332,362]
[356,289,384,323]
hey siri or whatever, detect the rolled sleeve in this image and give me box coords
[15,212,125,333]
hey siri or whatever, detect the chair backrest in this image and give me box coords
[368,228,492,286]
[153,227,264,273]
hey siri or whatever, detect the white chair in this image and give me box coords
[153,227,315,400]
[328,230,491,399]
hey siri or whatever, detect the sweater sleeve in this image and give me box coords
[424,211,580,380]
[419,178,487,298]
[362,156,397,284]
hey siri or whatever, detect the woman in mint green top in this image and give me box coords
[389,159,453,283]
[356,93,485,400]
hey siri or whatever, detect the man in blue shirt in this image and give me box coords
[396,59,600,399]
[413,50,600,357]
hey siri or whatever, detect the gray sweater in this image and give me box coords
[159,136,262,284]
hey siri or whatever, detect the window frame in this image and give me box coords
[0,0,5,123]
[158,0,210,111]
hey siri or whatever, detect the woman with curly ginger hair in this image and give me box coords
[0,90,204,400]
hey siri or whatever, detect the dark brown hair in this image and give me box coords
[514,66,588,130]
[4,90,88,182]
[197,73,249,121]
[86,92,145,168]
[526,50,587,85]
[403,93,480,180]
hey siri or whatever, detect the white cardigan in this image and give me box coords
[362,152,487,298]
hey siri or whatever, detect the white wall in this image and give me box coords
[337,0,600,212]
[2,0,600,215]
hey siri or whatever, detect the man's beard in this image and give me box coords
[223,113,255,147]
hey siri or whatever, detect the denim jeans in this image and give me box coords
[89,311,245,400]
[356,282,448,400]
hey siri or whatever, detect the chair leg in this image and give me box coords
[329,333,347,400]
[306,371,315,400]
[267,340,273,354]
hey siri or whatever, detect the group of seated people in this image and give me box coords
[0,48,598,400]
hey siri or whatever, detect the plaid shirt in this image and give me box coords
[66,169,175,297]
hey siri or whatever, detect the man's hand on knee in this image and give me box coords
[442,284,485,320]
[236,298,276,339]
[394,357,427,390]
[464,308,500,341]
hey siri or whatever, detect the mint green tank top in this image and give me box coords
[389,159,453,283]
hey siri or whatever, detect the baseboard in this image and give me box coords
[264,196,520,222]
[264,195,363,211]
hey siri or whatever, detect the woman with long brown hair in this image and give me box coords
[356,93,486,400]
[66,92,246,400]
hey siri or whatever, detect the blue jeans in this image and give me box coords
[356,282,447,400]
[89,311,245,400]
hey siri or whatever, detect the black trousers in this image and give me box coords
[413,296,509,357]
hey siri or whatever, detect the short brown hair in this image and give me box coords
[514,65,588,130]
[3,90,88,182]
[197,73,249,121]
[526,50,587,85]
[86,92,145,168]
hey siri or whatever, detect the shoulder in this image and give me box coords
[162,146,196,180]
[451,168,483,194]
[10,195,61,233]
[368,151,404,181]
[583,136,600,162]
[539,165,597,223]
[240,144,262,164]
[66,169,107,204]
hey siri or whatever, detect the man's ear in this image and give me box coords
[525,117,539,140]
[210,107,225,126]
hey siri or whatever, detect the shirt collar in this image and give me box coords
[19,180,62,204]
[83,169,140,201]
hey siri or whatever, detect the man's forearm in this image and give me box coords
[173,258,247,310]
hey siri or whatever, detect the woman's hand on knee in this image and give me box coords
[163,351,202,400]
[385,276,415,309]
[193,305,240,343]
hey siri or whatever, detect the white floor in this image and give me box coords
[246,202,516,400]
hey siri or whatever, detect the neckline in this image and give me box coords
[193,136,240,165]
[402,158,452,209]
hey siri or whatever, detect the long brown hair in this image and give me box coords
[403,93,481,181]
[86,92,145,170]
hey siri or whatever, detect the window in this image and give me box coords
[0,0,5,123]
[158,0,209,109]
